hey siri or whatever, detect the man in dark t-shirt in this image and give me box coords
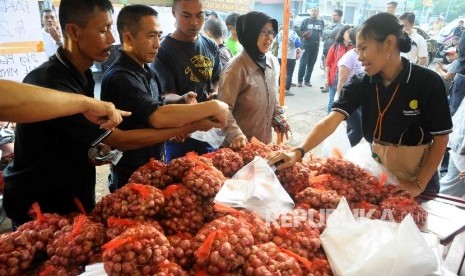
[297,7,325,87]
[153,0,222,162]
[101,5,227,191]
[3,0,228,226]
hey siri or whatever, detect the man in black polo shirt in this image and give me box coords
[297,7,325,87]
[3,0,228,226]
[153,0,222,162]
[101,5,227,191]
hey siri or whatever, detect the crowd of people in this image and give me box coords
[2,0,465,228]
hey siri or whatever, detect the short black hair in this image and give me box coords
[225,12,240,28]
[203,18,223,39]
[399,12,415,25]
[59,0,113,37]
[359,13,411,53]
[334,9,343,17]
[387,1,398,7]
[173,0,203,7]
[117,5,158,44]
[41,8,56,17]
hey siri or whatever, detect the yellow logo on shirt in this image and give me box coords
[409,99,418,110]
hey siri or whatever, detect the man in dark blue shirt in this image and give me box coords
[153,0,222,162]
[3,0,228,225]
[297,7,325,87]
[101,5,227,191]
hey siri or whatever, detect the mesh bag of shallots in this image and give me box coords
[46,215,105,269]
[204,148,244,177]
[243,242,303,275]
[106,217,164,240]
[17,203,70,253]
[90,183,164,222]
[379,196,427,226]
[128,158,173,189]
[102,225,171,276]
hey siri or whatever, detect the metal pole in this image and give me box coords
[277,0,291,144]
[445,0,452,22]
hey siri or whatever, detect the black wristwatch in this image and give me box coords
[293,147,305,160]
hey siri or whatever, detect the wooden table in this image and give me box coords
[419,192,465,276]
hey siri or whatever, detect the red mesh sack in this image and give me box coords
[90,183,164,222]
[167,233,196,269]
[270,211,321,259]
[46,215,106,268]
[0,230,36,275]
[128,158,173,189]
[166,152,212,182]
[243,242,303,275]
[102,225,171,276]
[106,217,164,240]
[379,196,428,226]
[17,203,70,253]
[208,148,244,177]
[161,184,202,218]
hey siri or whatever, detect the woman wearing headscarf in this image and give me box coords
[218,11,288,149]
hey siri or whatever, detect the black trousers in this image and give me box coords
[298,43,319,83]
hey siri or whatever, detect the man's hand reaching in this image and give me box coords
[83,98,131,130]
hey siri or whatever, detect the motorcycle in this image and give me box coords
[0,122,14,225]
[435,32,456,64]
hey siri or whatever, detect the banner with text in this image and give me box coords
[0,0,48,81]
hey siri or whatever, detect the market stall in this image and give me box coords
[1,142,464,275]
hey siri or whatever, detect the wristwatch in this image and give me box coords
[293,147,305,160]
[56,41,63,46]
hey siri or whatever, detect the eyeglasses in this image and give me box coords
[259,29,276,37]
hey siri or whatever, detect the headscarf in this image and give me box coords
[236,11,278,72]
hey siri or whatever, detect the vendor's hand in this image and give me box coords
[183,91,198,104]
[390,179,423,198]
[267,150,300,170]
[229,134,247,150]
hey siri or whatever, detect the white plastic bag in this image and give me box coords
[322,121,351,157]
[214,156,294,220]
[320,198,438,276]
[344,143,399,186]
[190,128,225,148]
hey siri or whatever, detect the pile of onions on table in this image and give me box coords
[105,217,164,240]
[243,242,303,275]
[166,152,212,182]
[379,196,428,226]
[183,164,225,198]
[167,233,196,269]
